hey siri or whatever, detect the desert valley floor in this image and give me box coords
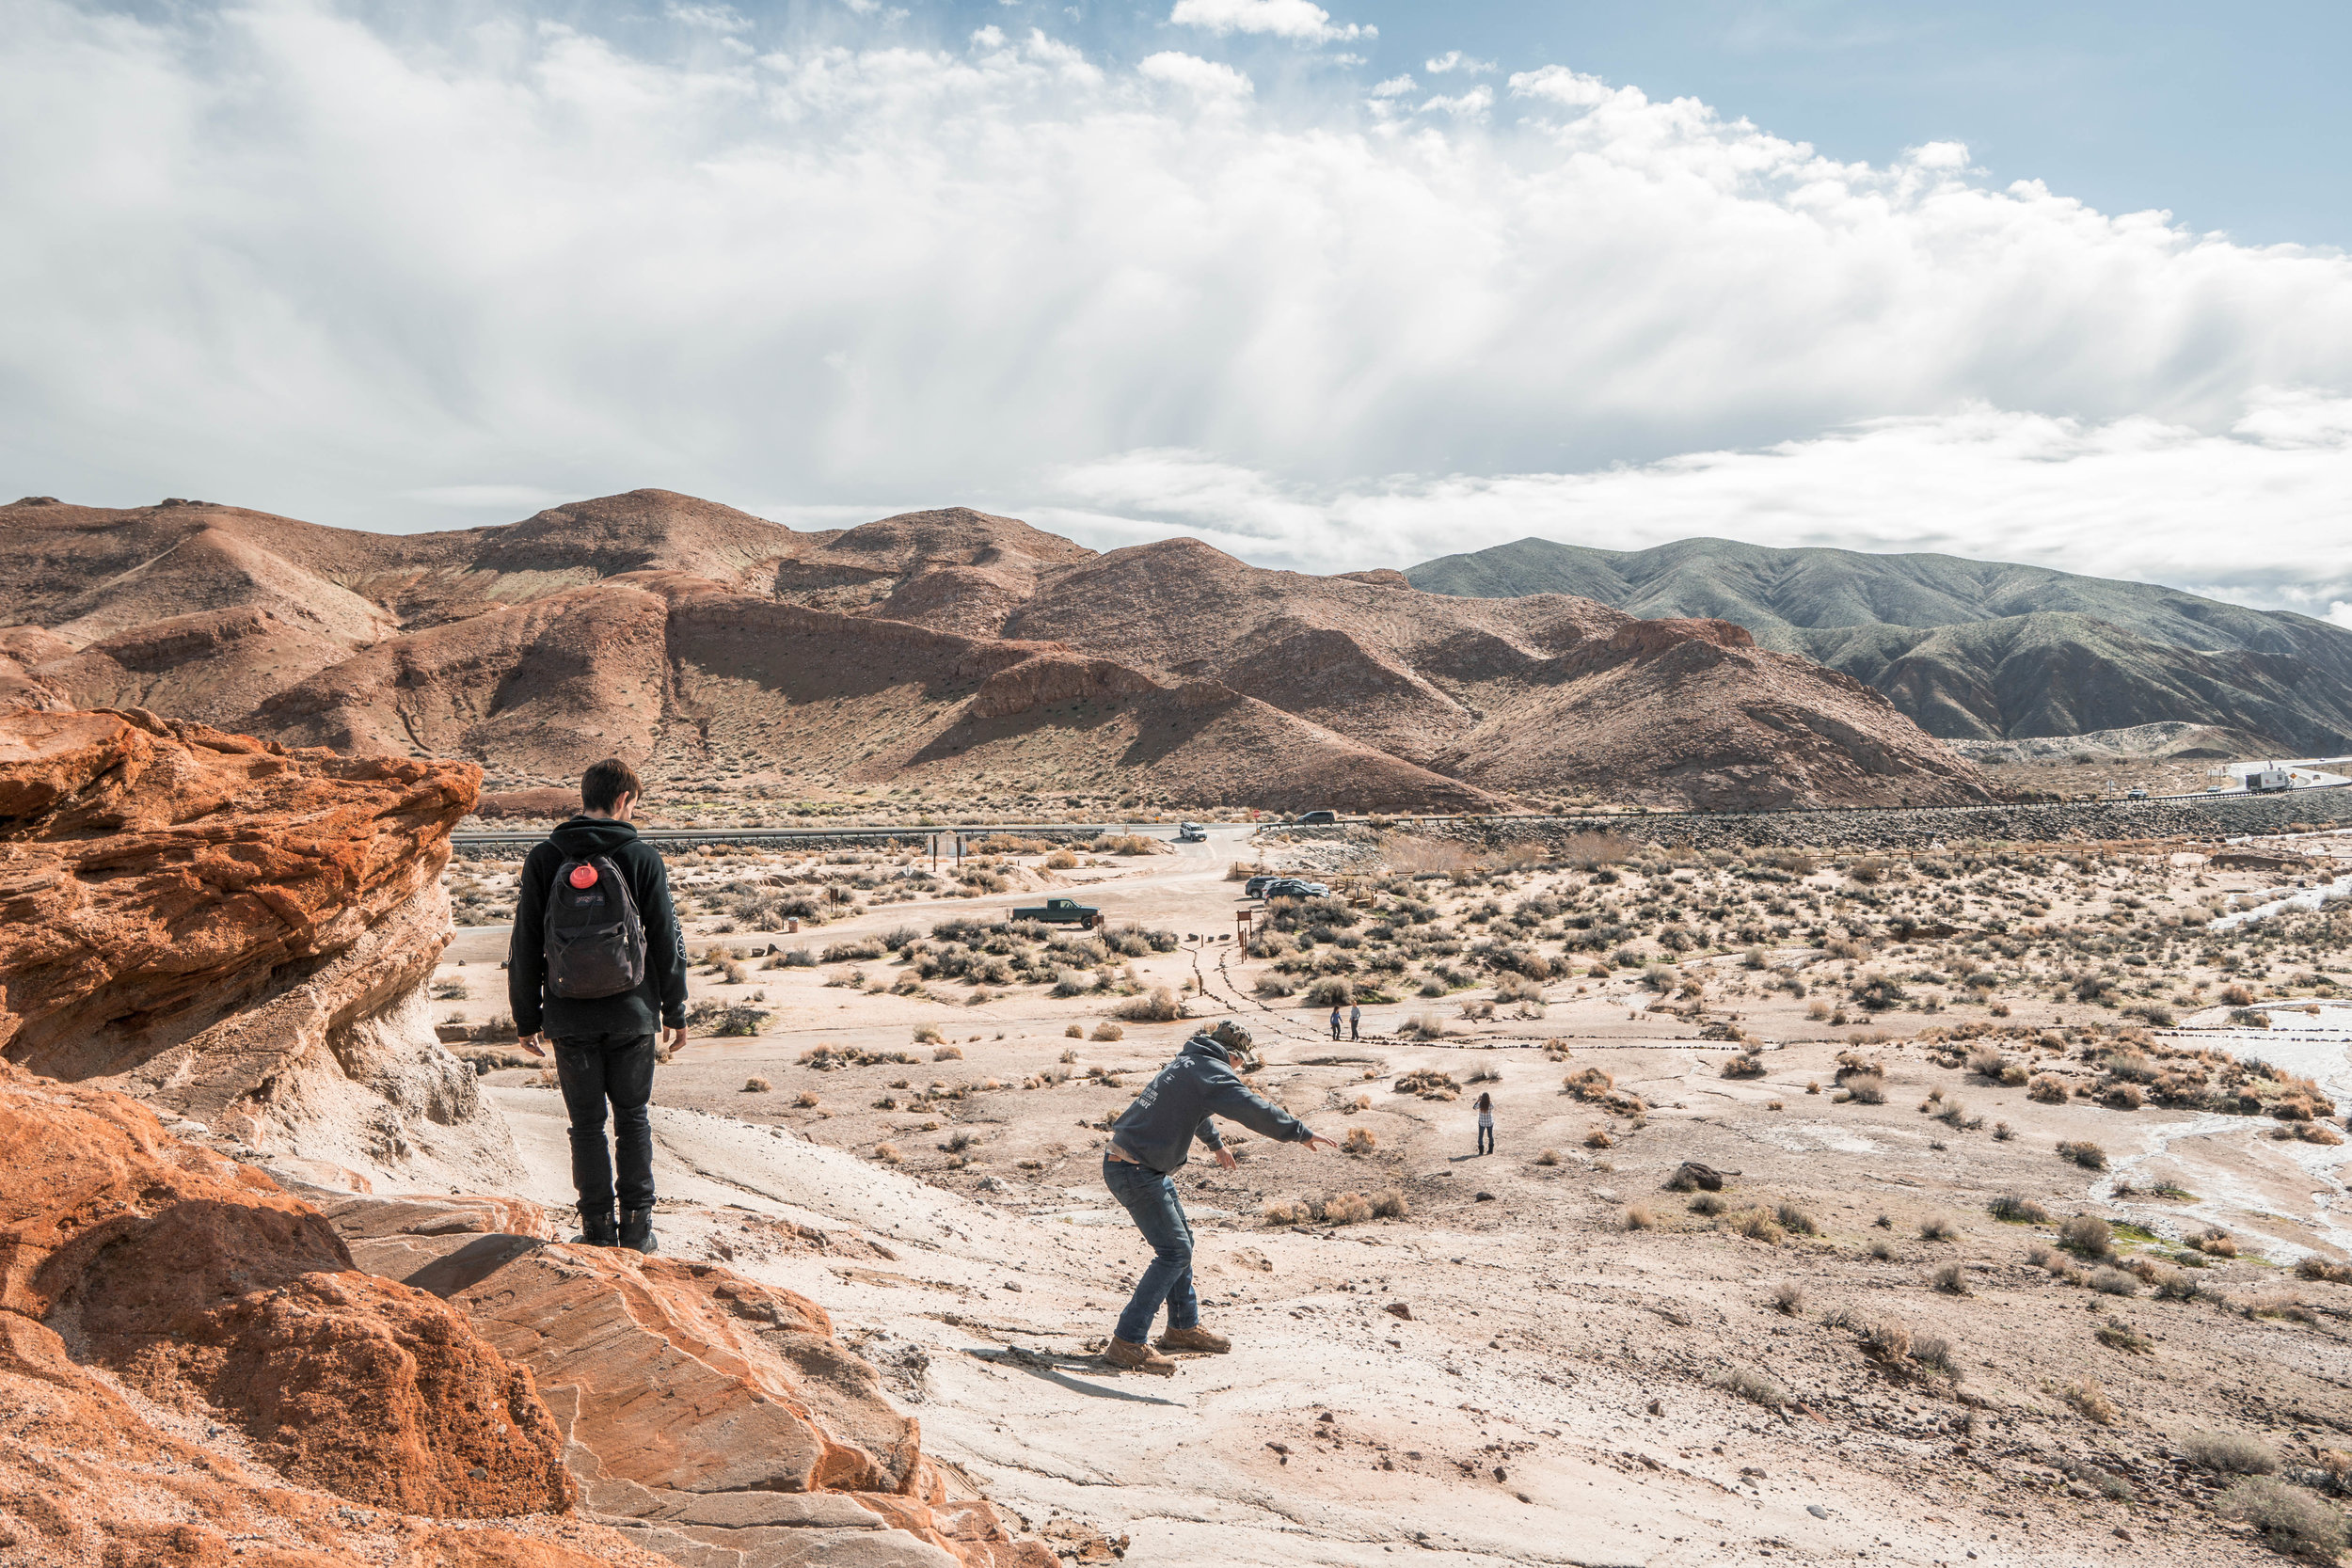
[405,820,2352,1567]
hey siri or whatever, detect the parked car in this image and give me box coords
[2125,787,2149,800]
[1009,896,1100,928]
[1261,878,1330,899]
[1296,809,1339,825]
[1176,822,1207,842]
[1244,875,1279,898]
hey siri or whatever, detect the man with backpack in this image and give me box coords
[510,758,689,1254]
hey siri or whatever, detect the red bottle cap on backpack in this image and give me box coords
[568,863,599,889]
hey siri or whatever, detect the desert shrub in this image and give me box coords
[932,1044,963,1061]
[1053,969,1097,998]
[1772,1281,1805,1316]
[1063,1023,1084,1038]
[1343,1126,1376,1154]
[1912,1335,1958,1376]
[2185,1432,2280,1476]
[1534,1148,1560,1166]
[2196,1228,2240,1258]
[2062,1376,2118,1424]
[1721,1053,1767,1080]
[2057,1139,2108,1170]
[1989,1195,2054,1224]
[2026,1074,2069,1103]
[2102,1083,2146,1112]
[823,938,885,963]
[2215,1478,2348,1559]
[1715,1369,1784,1407]
[1931,1261,1970,1295]
[1843,1073,1887,1105]
[1918,1214,1958,1243]
[1724,1208,1785,1244]
[1583,1126,1613,1148]
[1622,1205,1656,1231]
[1255,974,1297,999]
[2060,1214,2115,1258]
[1689,1192,1726,1216]
[1302,976,1355,1008]
[710,1006,771,1037]
[1263,1199,1311,1226]
[742,1076,771,1093]
[1371,1188,1409,1218]
[1111,986,1184,1022]
[2089,1267,2140,1297]
[1775,1202,1820,1238]
[1322,1192,1376,1226]
[1861,1318,1911,1361]
[1867,1237,1898,1262]
[2296,1257,2352,1284]
[1090,1022,1124,1041]
[2096,1317,2153,1354]
[794,1089,820,1108]
[1095,833,1167,856]
[873,1143,900,1164]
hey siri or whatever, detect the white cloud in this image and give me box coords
[1038,393,2352,611]
[2329,602,2352,629]
[1418,85,1492,121]
[1168,0,1370,45]
[1424,51,1496,74]
[665,3,750,31]
[1368,73,1414,97]
[1138,52,1253,100]
[3,0,2352,629]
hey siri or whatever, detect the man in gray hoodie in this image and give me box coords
[1100,1020,1334,1374]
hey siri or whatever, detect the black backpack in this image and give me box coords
[542,852,648,1000]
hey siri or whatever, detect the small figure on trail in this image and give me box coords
[1329,1005,1343,1040]
[1475,1090,1495,1156]
[1349,1003,1361,1041]
[1101,1020,1336,1374]
[510,757,689,1255]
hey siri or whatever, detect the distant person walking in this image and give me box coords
[510,757,689,1255]
[1348,1003,1361,1040]
[1475,1091,1495,1156]
[1100,1021,1336,1374]
[1329,1005,1343,1040]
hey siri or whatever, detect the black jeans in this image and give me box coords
[1477,1123,1494,1155]
[1103,1156,1199,1344]
[554,1032,656,1214]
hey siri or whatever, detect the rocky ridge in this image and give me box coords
[0,492,1995,812]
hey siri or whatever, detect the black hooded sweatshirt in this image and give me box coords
[508,816,689,1040]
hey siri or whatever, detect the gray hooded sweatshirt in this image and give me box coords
[1108,1033,1313,1174]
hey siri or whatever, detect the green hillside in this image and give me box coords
[1405,538,2352,748]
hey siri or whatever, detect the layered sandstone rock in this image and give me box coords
[0,1068,590,1557]
[315,1190,1052,1568]
[0,705,511,1186]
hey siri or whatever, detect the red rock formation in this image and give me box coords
[0,1066,571,1517]
[0,706,509,1186]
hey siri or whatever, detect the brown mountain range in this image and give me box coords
[0,491,1994,811]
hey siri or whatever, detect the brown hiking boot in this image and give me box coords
[1155,1325,1232,1354]
[1103,1337,1178,1376]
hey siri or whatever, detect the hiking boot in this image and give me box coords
[618,1205,660,1255]
[1103,1337,1178,1376]
[578,1211,620,1247]
[1155,1325,1232,1354]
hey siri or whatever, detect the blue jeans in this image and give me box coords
[1103,1156,1199,1344]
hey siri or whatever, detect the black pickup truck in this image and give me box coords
[1010,896,1101,928]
